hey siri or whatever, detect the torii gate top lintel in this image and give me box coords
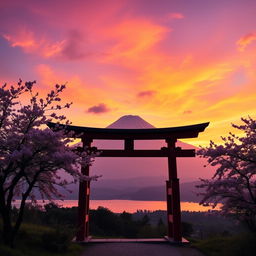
[47,121,209,140]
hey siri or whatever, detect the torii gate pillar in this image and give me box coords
[166,139,182,241]
[76,138,92,241]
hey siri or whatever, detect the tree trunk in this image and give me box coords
[0,172,39,248]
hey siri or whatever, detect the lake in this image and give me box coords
[14,199,220,213]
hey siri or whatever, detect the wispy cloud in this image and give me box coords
[166,12,184,20]
[58,30,102,61]
[237,33,256,51]
[2,28,65,58]
[101,18,170,64]
[59,30,86,60]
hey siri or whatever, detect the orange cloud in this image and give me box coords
[35,64,117,113]
[36,64,91,103]
[100,18,170,63]
[237,33,256,51]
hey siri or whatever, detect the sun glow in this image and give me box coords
[1,0,256,146]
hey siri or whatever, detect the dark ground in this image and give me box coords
[80,242,204,256]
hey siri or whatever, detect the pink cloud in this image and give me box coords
[166,12,184,20]
[57,30,107,61]
[60,30,91,60]
[237,33,256,51]
[3,29,37,51]
[2,27,105,61]
[2,28,65,58]
[87,103,110,114]
[137,90,156,98]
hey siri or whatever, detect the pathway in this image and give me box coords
[80,242,204,256]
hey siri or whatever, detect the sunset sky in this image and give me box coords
[1,0,256,146]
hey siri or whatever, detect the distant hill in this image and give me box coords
[59,178,203,202]
[116,181,203,202]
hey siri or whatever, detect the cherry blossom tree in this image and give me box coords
[197,117,256,231]
[0,80,99,247]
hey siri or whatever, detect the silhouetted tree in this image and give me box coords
[90,207,121,236]
[0,80,99,247]
[197,117,256,231]
[141,214,150,226]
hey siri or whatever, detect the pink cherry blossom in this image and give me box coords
[0,80,100,247]
[197,117,256,231]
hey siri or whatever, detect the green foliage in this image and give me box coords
[140,214,150,225]
[13,203,78,229]
[156,218,166,237]
[42,203,77,228]
[90,207,122,236]
[182,221,194,237]
[9,204,198,240]
[193,232,256,256]
[0,245,25,256]
[41,229,71,253]
[90,207,168,238]
[119,211,138,237]
[7,204,247,241]
[0,223,82,256]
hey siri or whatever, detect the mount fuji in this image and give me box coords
[106,115,155,129]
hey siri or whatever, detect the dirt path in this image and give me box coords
[80,243,204,256]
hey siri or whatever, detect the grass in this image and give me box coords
[0,223,84,256]
[192,232,256,256]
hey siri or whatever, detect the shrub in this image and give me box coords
[0,245,25,256]
[182,221,194,237]
[41,229,71,253]
[194,232,256,256]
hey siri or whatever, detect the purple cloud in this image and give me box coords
[60,30,89,60]
[137,90,156,98]
[87,103,110,114]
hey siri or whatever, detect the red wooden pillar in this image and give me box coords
[166,180,173,237]
[76,138,92,241]
[166,139,182,242]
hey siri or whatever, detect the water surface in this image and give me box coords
[14,200,220,213]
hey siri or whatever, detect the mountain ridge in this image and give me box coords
[58,179,203,202]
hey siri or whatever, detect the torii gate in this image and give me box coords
[48,122,209,242]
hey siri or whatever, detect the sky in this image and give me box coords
[1,0,256,146]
